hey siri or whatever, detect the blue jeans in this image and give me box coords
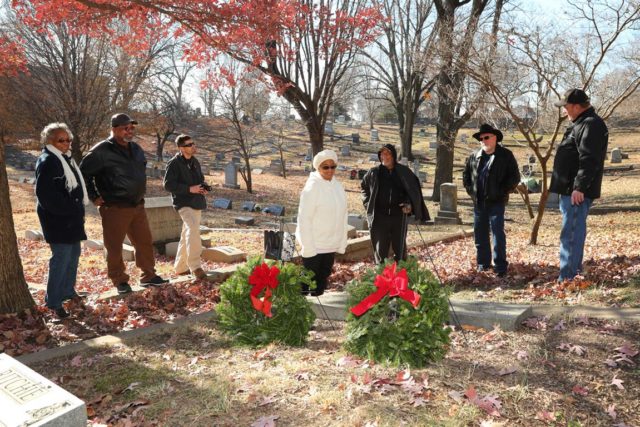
[45,242,81,309]
[559,195,592,280]
[474,202,507,273]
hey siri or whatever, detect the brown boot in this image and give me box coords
[192,268,209,280]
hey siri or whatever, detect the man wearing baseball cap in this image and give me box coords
[80,113,169,294]
[549,89,609,281]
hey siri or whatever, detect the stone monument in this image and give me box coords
[223,162,240,189]
[434,183,462,225]
[370,129,379,142]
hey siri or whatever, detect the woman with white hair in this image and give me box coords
[295,149,348,296]
[35,123,88,318]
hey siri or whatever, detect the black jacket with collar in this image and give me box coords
[80,137,147,206]
[463,144,520,204]
[361,163,430,224]
[163,153,207,210]
[35,148,87,244]
[549,107,608,199]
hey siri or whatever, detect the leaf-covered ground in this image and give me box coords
[28,317,640,426]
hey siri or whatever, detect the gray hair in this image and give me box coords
[40,123,74,145]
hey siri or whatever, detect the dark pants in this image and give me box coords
[302,252,335,296]
[370,214,407,264]
[99,204,157,286]
[473,202,507,273]
[45,242,81,309]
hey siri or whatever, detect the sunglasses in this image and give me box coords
[56,138,72,143]
[181,143,195,148]
[479,135,493,141]
[321,165,337,170]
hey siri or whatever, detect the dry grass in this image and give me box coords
[29,318,640,426]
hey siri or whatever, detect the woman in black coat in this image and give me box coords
[35,123,88,318]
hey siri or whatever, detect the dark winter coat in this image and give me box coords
[163,153,207,210]
[79,137,147,206]
[35,148,87,244]
[549,107,608,199]
[463,144,520,204]
[361,146,430,225]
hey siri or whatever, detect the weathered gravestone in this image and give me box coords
[215,153,225,161]
[337,115,346,124]
[341,145,351,156]
[223,162,240,189]
[324,122,334,135]
[0,353,87,427]
[370,129,379,142]
[348,214,368,230]
[213,198,233,210]
[546,192,560,210]
[234,216,255,226]
[434,183,462,225]
[419,129,427,137]
[241,201,257,211]
[369,154,378,162]
[610,148,622,164]
[352,133,360,144]
[24,230,44,241]
[143,197,183,244]
[263,204,285,216]
[202,246,247,263]
[429,140,438,150]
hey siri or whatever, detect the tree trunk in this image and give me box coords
[432,131,456,202]
[307,124,324,157]
[279,148,287,179]
[400,107,416,161]
[0,142,36,314]
[530,189,549,245]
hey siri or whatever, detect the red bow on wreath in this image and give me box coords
[350,262,421,317]
[249,262,280,317]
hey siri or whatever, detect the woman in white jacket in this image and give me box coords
[295,150,348,296]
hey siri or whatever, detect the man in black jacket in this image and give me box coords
[361,144,430,264]
[550,89,608,281]
[463,124,520,277]
[163,134,209,280]
[80,113,168,294]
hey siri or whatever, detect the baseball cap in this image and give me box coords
[554,89,590,107]
[111,113,138,128]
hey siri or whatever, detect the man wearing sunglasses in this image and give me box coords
[463,123,520,278]
[163,134,210,281]
[80,113,169,294]
[361,143,430,264]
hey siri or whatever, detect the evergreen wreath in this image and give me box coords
[216,257,316,347]
[344,257,451,367]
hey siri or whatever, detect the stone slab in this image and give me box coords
[144,196,182,244]
[234,216,255,226]
[83,240,104,251]
[336,236,373,262]
[202,246,247,263]
[165,241,179,257]
[213,198,233,210]
[24,230,44,241]
[106,244,135,262]
[347,214,368,230]
[263,204,285,216]
[308,293,532,331]
[0,353,87,427]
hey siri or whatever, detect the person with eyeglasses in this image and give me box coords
[80,113,169,294]
[295,149,348,296]
[361,144,430,264]
[163,134,210,281]
[35,123,88,318]
[463,123,520,278]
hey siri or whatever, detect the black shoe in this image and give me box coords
[53,307,70,319]
[63,291,88,301]
[477,265,492,272]
[117,282,133,294]
[141,276,169,287]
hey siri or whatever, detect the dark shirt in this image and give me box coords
[476,151,491,203]
[374,166,408,216]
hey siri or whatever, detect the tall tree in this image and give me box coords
[363,0,438,160]
[431,0,505,201]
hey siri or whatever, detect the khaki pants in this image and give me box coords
[174,207,203,273]
[99,204,156,286]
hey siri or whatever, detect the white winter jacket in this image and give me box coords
[295,171,348,258]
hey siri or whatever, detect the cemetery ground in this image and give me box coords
[2,122,640,425]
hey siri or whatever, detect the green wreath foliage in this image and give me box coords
[344,257,451,367]
[215,257,316,347]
